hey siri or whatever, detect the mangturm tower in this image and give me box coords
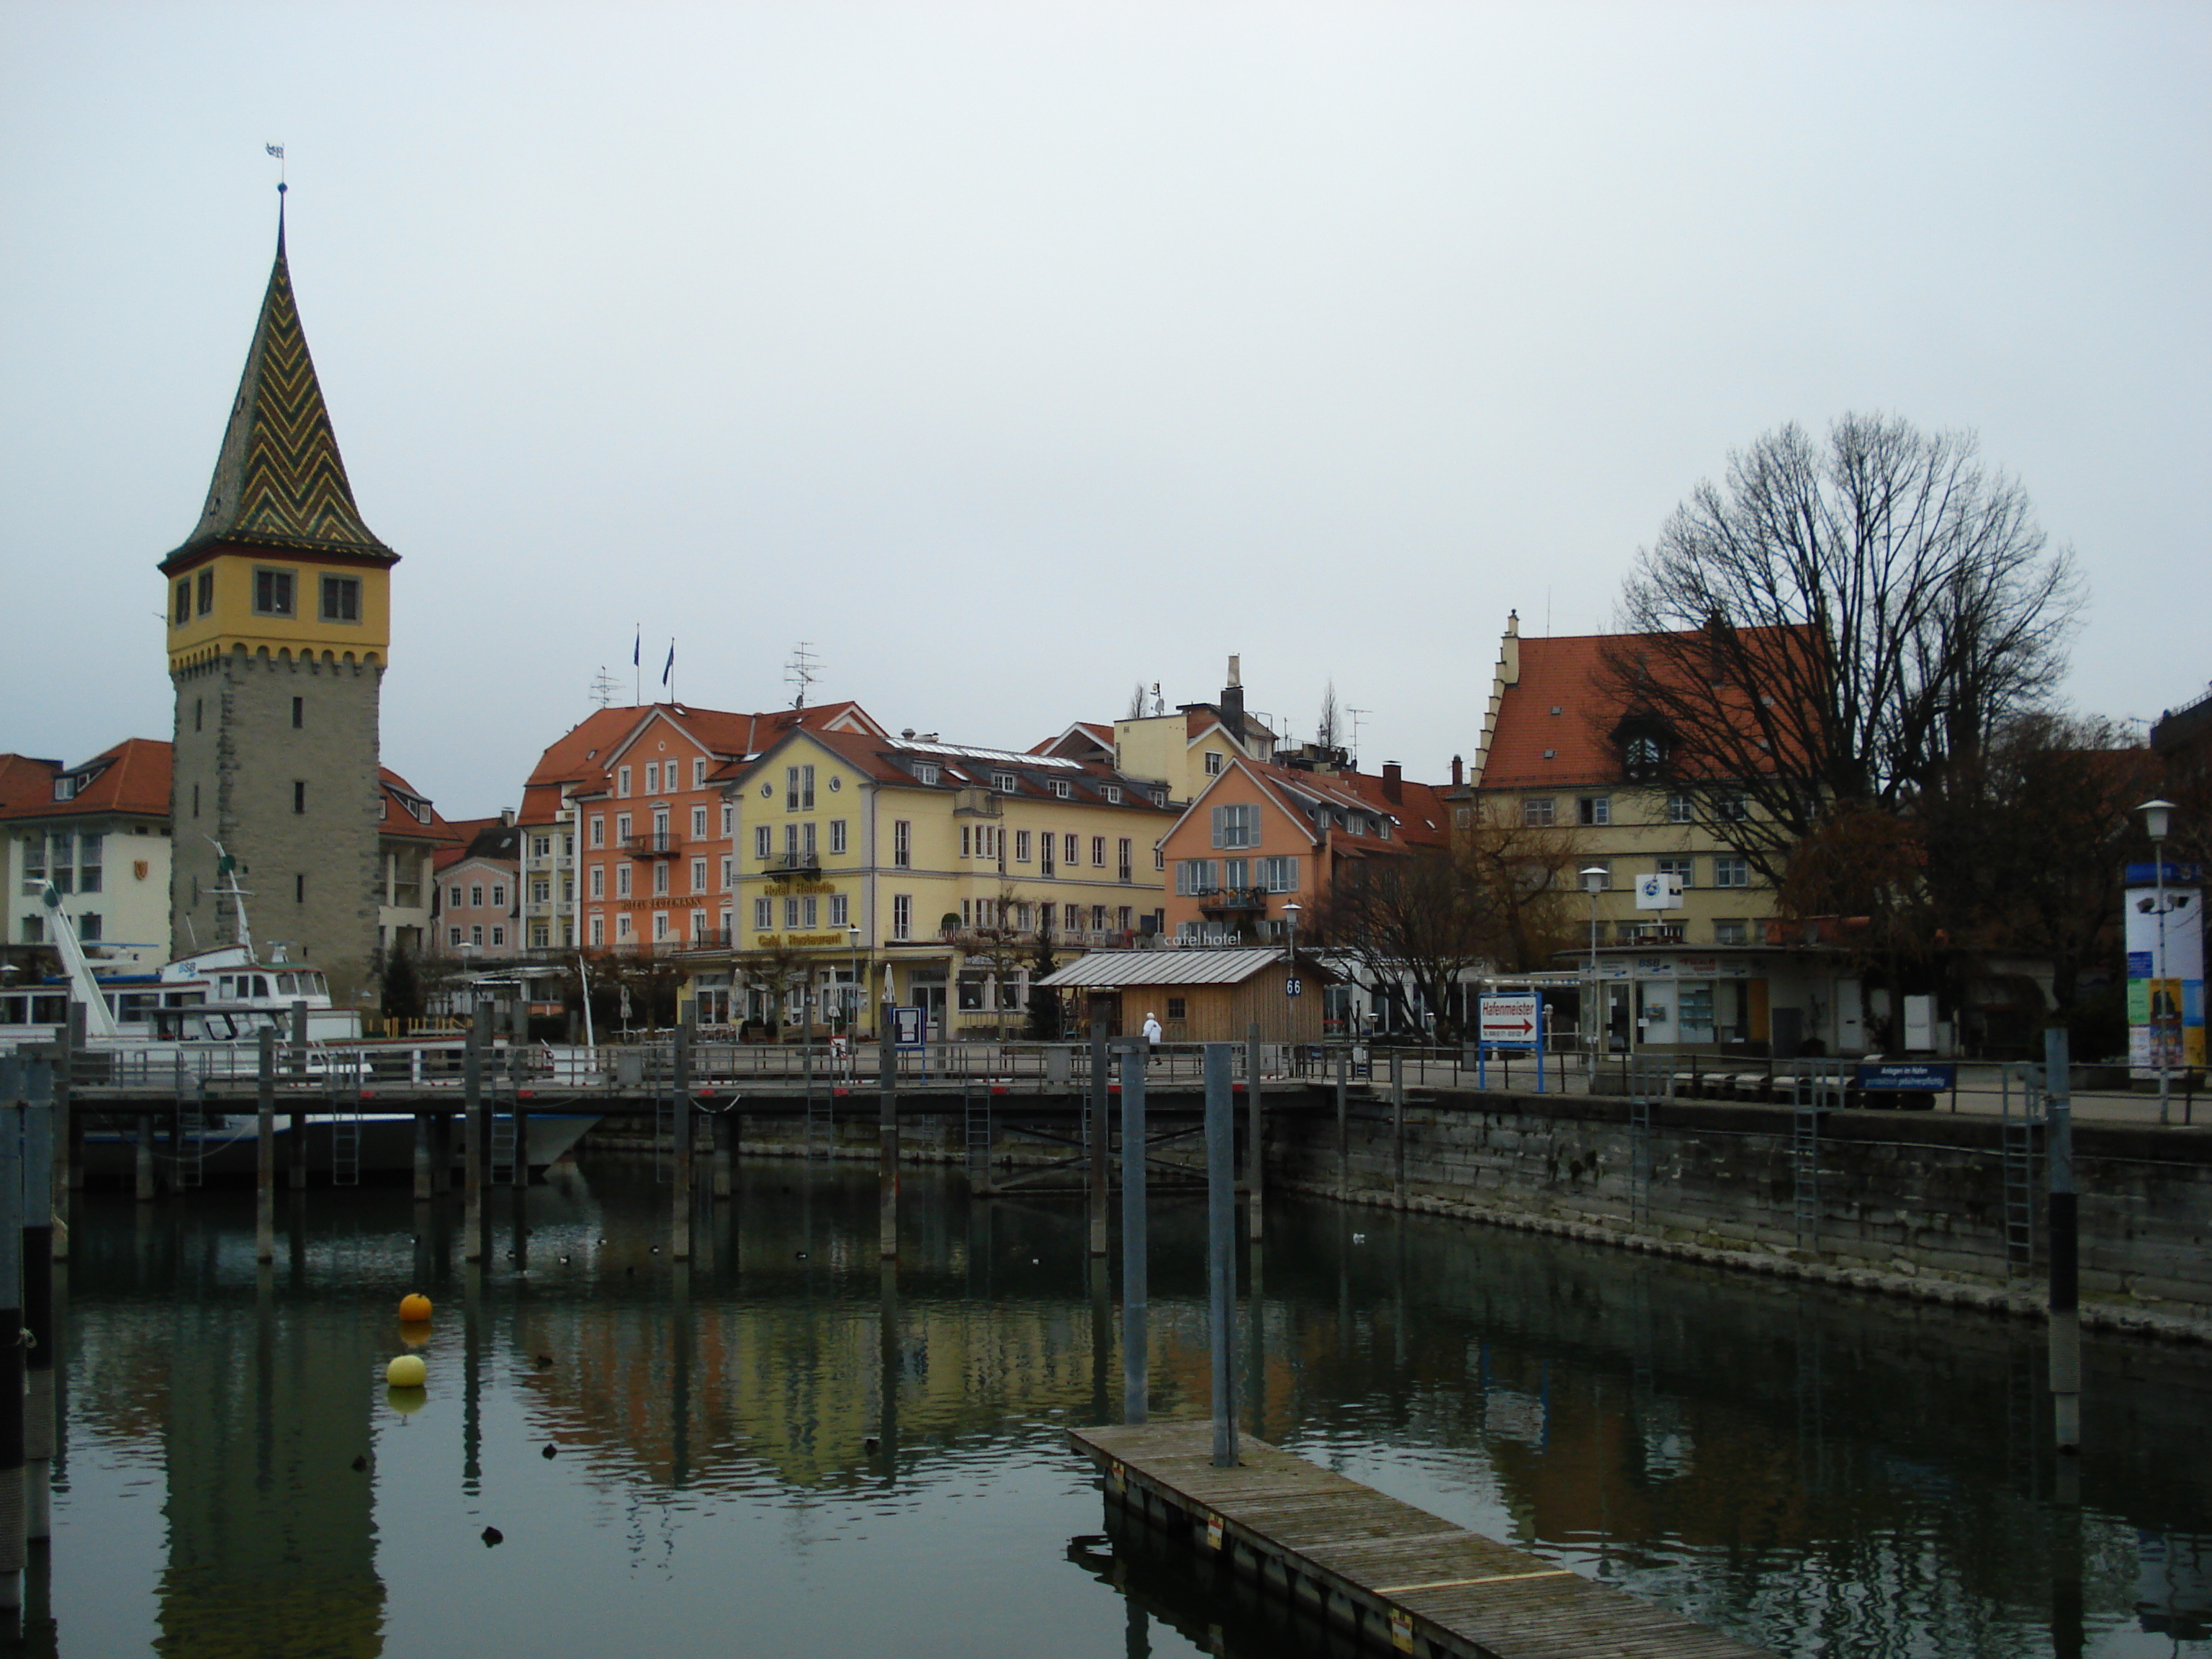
[161,194,394,1006]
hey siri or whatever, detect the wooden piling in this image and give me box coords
[22,1074,55,1543]
[1390,1050,1406,1208]
[0,1100,22,1614]
[1246,1022,1264,1241]
[255,1028,276,1264]
[1204,1043,1237,1467]
[1087,1022,1110,1258]
[462,1008,485,1263]
[1335,1047,1349,1201]
[287,1001,310,1190]
[878,1021,898,1259]
[711,1111,733,1200]
[1120,1040,1148,1425]
[2046,1027,2080,1454]
[672,1015,693,1261]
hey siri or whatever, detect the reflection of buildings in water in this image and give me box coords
[2134,1531,2212,1640]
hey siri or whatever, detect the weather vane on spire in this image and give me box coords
[265,142,286,194]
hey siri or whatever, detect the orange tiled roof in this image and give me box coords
[1479,628,1817,791]
[379,767,461,846]
[518,701,887,823]
[0,739,171,822]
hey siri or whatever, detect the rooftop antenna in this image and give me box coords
[1151,683,1164,716]
[1346,707,1372,770]
[589,666,620,709]
[785,642,819,709]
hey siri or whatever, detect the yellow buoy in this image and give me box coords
[397,1292,433,1322]
[397,1320,433,1349]
[385,1354,428,1388]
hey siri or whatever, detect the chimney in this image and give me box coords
[1450,754,1463,788]
[1220,655,1246,746]
[1382,762,1403,804]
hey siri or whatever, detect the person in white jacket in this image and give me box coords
[1141,1010,1163,1058]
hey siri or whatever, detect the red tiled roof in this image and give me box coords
[1479,628,1817,791]
[518,701,887,823]
[379,766,462,846]
[0,739,171,822]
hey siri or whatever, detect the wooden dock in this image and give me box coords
[1069,1421,1771,1659]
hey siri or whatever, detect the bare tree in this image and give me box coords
[1308,848,1491,1038]
[1457,807,1580,974]
[1126,681,1150,719]
[1316,680,1341,750]
[1601,413,2082,879]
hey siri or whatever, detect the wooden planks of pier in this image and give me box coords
[1069,1422,1771,1659]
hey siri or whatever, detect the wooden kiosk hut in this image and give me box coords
[1038,947,1331,1043]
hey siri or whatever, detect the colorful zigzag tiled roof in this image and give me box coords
[164,208,392,567]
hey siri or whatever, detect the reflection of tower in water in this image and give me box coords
[157,1259,382,1657]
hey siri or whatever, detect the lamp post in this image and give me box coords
[1281,899,1304,1038]
[2139,799,2178,1127]
[1581,866,1609,1064]
[847,923,863,1040]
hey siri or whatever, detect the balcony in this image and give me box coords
[1196,886,1269,917]
[764,850,822,880]
[623,831,682,859]
[1626,922,1686,945]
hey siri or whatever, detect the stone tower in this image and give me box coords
[161,197,395,1005]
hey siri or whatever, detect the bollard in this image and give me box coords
[256,1028,276,1263]
[672,1014,693,1262]
[1246,1022,1264,1241]
[878,1020,899,1259]
[1205,1044,1238,1466]
[1087,1022,1110,1258]
[1120,1041,1148,1424]
[2046,1028,2080,1454]
[22,1072,55,1543]
[0,1100,24,1611]
[463,1007,486,1263]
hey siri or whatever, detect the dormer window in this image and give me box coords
[52,775,78,802]
[1102,786,1121,803]
[916,763,939,786]
[1052,780,1071,799]
[992,772,1017,793]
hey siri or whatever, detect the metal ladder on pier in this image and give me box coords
[328,1054,364,1186]
[1625,1057,1672,1227]
[172,1076,207,1190]
[1786,1061,1840,1251]
[488,1102,520,1186]
[2000,1063,2045,1276]
[648,1048,676,1182]
[804,1075,835,1161]
[962,1086,992,1190]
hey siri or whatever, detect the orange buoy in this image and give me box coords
[398,1293,433,1322]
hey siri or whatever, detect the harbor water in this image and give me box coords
[38,1161,2212,1657]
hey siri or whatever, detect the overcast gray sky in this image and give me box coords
[4,2,2206,819]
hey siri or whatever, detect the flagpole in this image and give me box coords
[634,624,641,706]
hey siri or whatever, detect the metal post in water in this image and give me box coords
[22,1072,54,1544]
[2046,1026,2080,1455]
[463,1007,485,1263]
[135,1116,156,1202]
[1246,1022,1264,1241]
[1204,1043,1238,1466]
[712,1108,734,1200]
[413,1113,433,1200]
[52,1007,78,1264]
[878,1019,899,1259]
[256,1027,276,1264]
[1120,1040,1147,1424]
[0,1100,24,1613]
[673,1011,694,1261]
[1088,1022,1110,1257]
[1390,1049,1406,1209]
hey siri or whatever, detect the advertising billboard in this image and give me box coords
[2125,869,2204,1076]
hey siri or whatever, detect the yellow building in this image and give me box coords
[685,727,1177,1038]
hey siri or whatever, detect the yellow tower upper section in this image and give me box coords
[160,202,397,674]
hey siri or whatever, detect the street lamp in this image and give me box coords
[2138,799,2179,1127]
[1581,866,1609,1061]
[847,922,863,1038]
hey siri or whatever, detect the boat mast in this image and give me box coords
[37,883,120,1039]
[209,840,254,960]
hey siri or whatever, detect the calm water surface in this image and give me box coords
[37,1161,2212,1658]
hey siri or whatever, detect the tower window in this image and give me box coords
[194,698,203,733]
[192,783,201,818]
[320,575,361,623]
[293,781,307,814]
[196,570,214,615]
[295,873,305,902]
[292,696,304,729]
[174,582,190,625]
[253,568,295,616]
